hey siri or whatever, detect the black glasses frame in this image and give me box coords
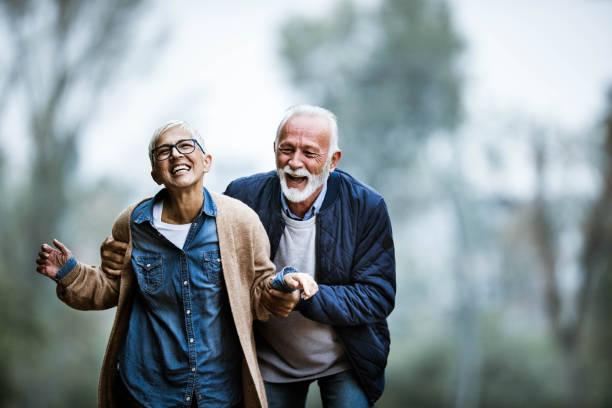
[151,138,205,161]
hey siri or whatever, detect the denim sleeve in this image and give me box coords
[54,256,78,282]
[270,266,298,293]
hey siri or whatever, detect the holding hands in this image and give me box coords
[282,272,318,300]
[263,267,319,318]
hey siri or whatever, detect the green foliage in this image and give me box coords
[380,321,568,408]
[478,322,567,408]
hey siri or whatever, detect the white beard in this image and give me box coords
[277,157,331,203]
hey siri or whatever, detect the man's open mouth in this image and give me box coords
[287,174,307,183]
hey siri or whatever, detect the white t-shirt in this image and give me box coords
[152,199,191,248]
[256,212,349,382]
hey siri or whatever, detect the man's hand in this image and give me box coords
[284,272,318,300]
[36,239,72,280]
[262,288,300,318]
[100,236,128,275]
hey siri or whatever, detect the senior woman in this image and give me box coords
[35,120,317,408]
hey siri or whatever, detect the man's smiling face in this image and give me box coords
[275,114,338,203]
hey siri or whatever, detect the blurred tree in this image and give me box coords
[519,99,612,407]
[527,133,588,407]
[0,0,156,406]
[498,97,612,407]
[581,88,612,406]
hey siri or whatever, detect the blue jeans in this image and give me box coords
[265,370,371,408]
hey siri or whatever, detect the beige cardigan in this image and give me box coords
[56,192,275,408]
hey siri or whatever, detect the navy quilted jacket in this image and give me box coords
[224,169,396,404]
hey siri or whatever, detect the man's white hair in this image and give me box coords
[275,104,340,156]
[148,120,206,167]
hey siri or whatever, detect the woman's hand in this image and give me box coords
[284,272,319,300]
[35,239,72,280]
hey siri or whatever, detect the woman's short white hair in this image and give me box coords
[148,120,206,167]
[275,105,340,156]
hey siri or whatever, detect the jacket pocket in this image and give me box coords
[202,251,223,285]
[134,255,163,294]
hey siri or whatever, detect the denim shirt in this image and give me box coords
[119,187,242,407]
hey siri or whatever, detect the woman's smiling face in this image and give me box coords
[150,126,211,191]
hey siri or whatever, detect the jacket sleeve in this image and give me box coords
[56,206,133,311]
[296,198,396,326]
[55,261,121,310]
[250,218,276,322]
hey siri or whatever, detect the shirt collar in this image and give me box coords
[134,187,217,224]
[201,186,217,217]
[280,181,327,221]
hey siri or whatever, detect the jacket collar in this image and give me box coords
[132,187,217,224]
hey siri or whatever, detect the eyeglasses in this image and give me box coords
[151,139,204,161]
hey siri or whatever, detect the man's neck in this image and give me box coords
[286,184,324,219]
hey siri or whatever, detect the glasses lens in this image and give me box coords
[153,140,197,161]
[155,147,171,160]
[176,140,196,154]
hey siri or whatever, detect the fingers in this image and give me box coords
[35,252,57,279]
[37,244,56,264]
[102,236,128,254]
[40,243,55,254]
[102,267,122,276]
[284,273,319,299]
[263,288,299,318]
[36,265,48,276]
[53,239,72,257]
[101,251,125,269]
[36,240,70,280]
[299,276,318,300]
[101,237,127,272]
[267,288,297,302]
[283,273,301,290]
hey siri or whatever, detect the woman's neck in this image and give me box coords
[162,185,204,224]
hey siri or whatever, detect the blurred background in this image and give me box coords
[2,0,612,406]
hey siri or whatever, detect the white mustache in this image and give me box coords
[282,166,311,178]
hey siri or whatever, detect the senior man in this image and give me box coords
[101,106,396,407]
[36,120,317,408]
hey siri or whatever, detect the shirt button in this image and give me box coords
[146,264,150,268]
[186,309,191,315]
[198,394,203,399]
[191,367,196,372]
[183,280,188,286]
[186,396,191,401]
[189,338,194,343]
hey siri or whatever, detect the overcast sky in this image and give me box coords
[78,0,612,199]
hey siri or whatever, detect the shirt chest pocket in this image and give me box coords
[202,251,223,285]
[134,255,164,294]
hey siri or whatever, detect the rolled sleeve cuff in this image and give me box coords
[54,256,77,282]
[270,266,297,293]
